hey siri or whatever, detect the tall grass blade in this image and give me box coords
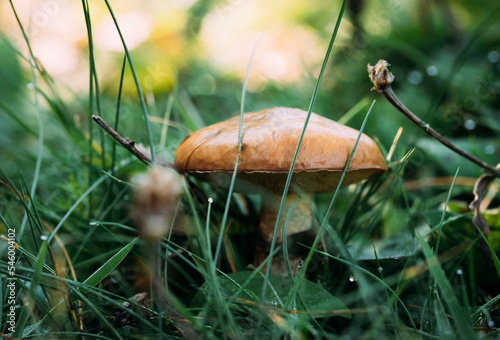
[213,36,262,264]
[474,224,500,278]
[283,100,377,311]
[282,195,301,279]
[13,236,49,338]
[103,0,156,164]
[435,167,460,254]
[416,233,477,339]
[8,0,44,243]
[110,55,127,172]
[311,247,417,329]
[262,0,348,300]
[47,175,108,244]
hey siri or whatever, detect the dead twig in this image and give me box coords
[367,60,500,178]
[368,60,500,259]
[92,115,174,168]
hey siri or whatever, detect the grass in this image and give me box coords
[1,1,499,339]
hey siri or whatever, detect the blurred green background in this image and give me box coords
[1,1,500,337]
[1,0,498,184]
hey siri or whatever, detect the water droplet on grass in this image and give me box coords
[484,145,495,155]
[487,51,499,63]
[408,71,423,85]
[456,268,463,275]
[426,65,438,76]
[464,119,476,130]
[40,235,48,241]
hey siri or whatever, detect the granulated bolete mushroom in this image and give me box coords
[174,107,387,273]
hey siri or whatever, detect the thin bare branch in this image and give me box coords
[92,115,174,169]
[368,59,500,178]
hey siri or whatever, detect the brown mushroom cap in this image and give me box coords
[174,107,387,193]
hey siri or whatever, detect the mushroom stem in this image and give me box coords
[255,193,313,274]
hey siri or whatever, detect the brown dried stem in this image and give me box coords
[92,115,174,168]
[368,59,500,178]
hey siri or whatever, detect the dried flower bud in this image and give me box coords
[132,166,183,241]
[367,59,394,92]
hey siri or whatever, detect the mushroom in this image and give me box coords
[174,107,387,273]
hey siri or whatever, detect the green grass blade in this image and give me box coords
[337,97,370,125]
[13,235,49,338]
[82,237,138,288]
[473,224,500,278]
[213,36,262,264]
[434,167,460,254]
[8,0,45,243]
[283,100,377,311]
[103,0,156,164]
[110,55,127,172]
[81,0,102,197]
[74,289,124,339]
[47,174,107,244]
[416,233,477,339]
[262,0,348,300]
[311,247,417,329]
[282,195,301,279]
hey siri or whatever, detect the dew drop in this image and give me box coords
[208,197,213,204]
[89,220,97,226]
[349,275,357,282]
[378,266,383,273]
[426,65,438,76]
[487,51,500,63]
[408,71,423,85]
[464,119,476,130]
[484,145,495,155]
[456,268,463,275]
[488,321,495,327]
[26,82,34,89]
[297,260,304,269]
[40,235,48,241]
[271,300,278,307]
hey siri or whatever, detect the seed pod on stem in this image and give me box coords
[132,166,183,241]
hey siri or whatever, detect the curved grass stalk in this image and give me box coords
[434,167,460,255]
[213,35,263,264]
[309,247,417,330]
[262,0,348,300]
[8,1,44,242]
[47,175,108,244]
[282,100,377,311]
[103,0,156,165]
